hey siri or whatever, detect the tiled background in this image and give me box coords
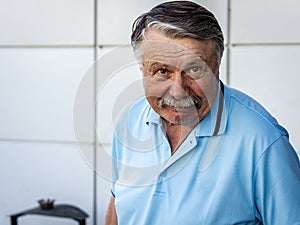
[0,0,299,224]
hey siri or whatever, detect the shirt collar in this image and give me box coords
[146,106,161,125]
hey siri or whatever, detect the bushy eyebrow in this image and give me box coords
[144,55,210,70]
[145,61,174,69]
[184,60,208,68]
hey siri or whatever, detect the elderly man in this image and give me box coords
[105,1,300,224]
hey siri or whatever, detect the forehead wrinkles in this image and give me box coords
[142,42,204,67]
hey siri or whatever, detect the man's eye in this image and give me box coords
[186,66,202,76]
[185,65,209,79]
[190,66,200,73]
[157,68,168,75]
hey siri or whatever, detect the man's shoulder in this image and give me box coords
[225,85,288,137]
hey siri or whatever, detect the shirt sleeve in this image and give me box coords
[253,135,300,225]
[110,132,119,198]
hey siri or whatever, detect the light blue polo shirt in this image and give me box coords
[110,82,300,225]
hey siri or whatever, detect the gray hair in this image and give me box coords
[131,1,224,64]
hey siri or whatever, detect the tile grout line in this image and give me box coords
[226,0,232,86]
[231,42,300,47]
[0,45,94,49]
[1,42,299,50]
[0,138,93,146]
[93,0,98,224]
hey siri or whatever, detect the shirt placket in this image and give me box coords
[154,134,197,196]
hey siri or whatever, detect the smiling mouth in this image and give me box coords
[158,96,202,109]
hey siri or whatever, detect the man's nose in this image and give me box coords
[168,72,189,99]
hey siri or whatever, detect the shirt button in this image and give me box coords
[161,171,167,177]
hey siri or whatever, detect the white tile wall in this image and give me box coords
[220,47,228,84]
[96,46,144,143]
[230,46,300,153]
[98,0,166,45]
[98,0,228,45]
[0,48,94,142]
[0,142,94,225]
[231,0,300,43]
[0,0,94,45]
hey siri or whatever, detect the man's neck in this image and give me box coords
[162,120,196,155]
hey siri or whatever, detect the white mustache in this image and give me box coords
[158,96,201,108]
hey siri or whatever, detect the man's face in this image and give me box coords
[140,29,220,126]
